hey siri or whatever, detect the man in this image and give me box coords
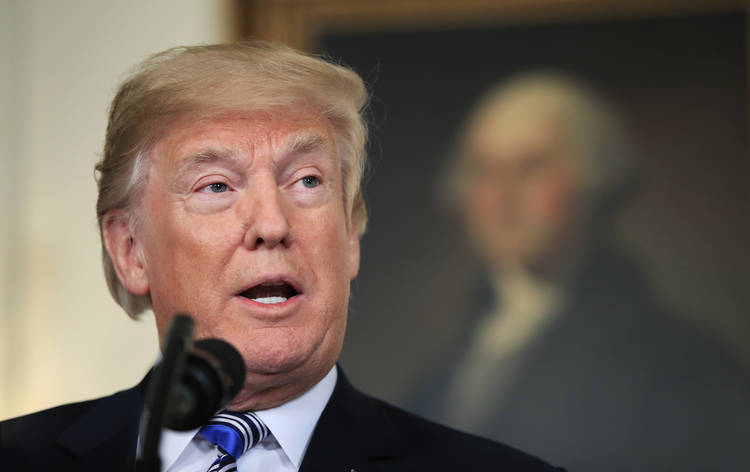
[413,74,750,471]
[0,42,564,471]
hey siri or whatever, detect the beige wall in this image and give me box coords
[0,0,234,420]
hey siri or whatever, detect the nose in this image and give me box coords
[240,180,292,250]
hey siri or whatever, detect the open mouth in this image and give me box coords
[239,281,299,305]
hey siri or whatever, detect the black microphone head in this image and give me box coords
[164,338,246,430]
[193,338,246,398]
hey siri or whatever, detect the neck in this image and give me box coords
[227,363,332,411]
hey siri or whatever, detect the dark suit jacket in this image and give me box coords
[0,368,563,471]
[412,243,750,471]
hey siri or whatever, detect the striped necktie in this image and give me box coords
[199,410,270,472]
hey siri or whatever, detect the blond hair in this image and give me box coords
[95,40,369,317]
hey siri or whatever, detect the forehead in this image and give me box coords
[151,108,336,168]
[466,103,571,165]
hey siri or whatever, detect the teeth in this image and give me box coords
[251,296,288,304]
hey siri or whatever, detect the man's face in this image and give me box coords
[460,106,581,272]
[133,109,359,408]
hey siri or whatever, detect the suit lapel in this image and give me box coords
[300,367,404,471]
[56,378,146,471]
[49,369,401,471]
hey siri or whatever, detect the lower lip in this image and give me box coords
[232,293,302,314]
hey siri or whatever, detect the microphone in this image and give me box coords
[164,338,246,430]
[136,314,246,472]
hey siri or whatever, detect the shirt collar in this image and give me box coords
[158,365,337,470]
[255,366,337,468]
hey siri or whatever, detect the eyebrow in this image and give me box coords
[268,130,335,175]
[279,131,331,159]
[172,147,239,188]
[171,129,333,187]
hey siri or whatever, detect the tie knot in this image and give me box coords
[199,410,270,459]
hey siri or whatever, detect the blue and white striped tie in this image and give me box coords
[199,410,269,472]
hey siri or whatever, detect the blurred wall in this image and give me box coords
[0,0,234,420]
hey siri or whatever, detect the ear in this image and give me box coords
[347,227,361,281]
[102,211,150,296]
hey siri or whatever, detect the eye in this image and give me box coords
[202,182,228,193]
[300,175,319,188]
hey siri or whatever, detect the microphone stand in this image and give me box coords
[135,314,195,472]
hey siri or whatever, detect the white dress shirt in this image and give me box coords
[440,270,563,430]
[155,366,337,472]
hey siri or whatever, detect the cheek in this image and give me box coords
[524,175,577,229]
[302,211,350,262]
[471,180,499,208]
[463,186,494,228]
[301,214,356,314]
[148,215,230,268]
[144,213,242,308]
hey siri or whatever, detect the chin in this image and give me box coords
[245,352,308,375]
[237,334,312,375]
